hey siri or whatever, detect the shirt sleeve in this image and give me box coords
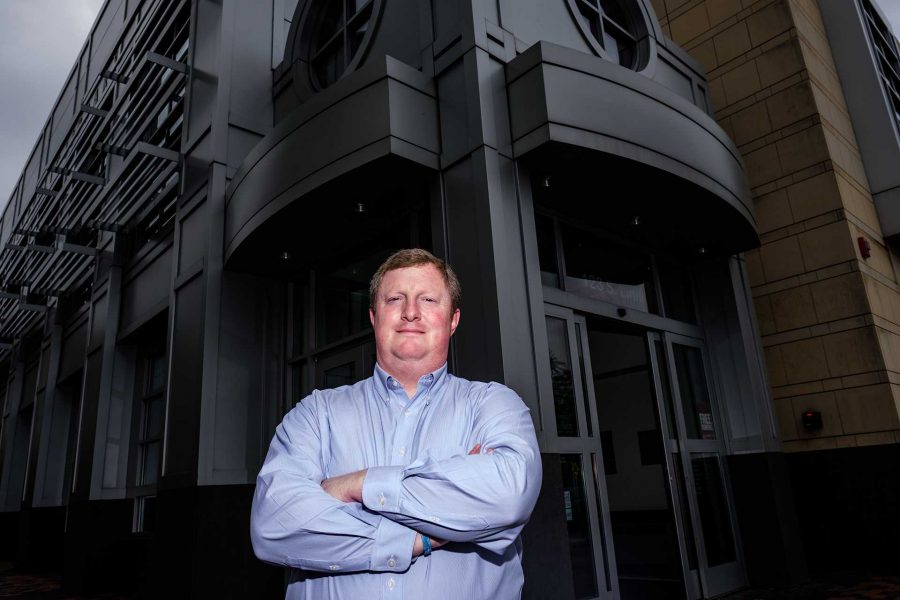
[361,383,542,555]
[250,395,418,573]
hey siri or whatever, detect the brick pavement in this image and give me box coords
[0,562,130,600]
[723,574,900,600]
[2,560,899,599]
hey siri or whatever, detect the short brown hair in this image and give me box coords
[369,248,461,311]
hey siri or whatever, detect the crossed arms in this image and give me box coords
[249,385,542,574]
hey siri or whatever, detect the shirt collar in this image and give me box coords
[373,362,448,405]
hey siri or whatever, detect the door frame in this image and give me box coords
[540,296,747,599]
[660,331,746,598]
[541,303,620,600]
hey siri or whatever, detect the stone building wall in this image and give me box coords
[650,0,900,451]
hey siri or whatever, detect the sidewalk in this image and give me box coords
[0,562,130,600]
[722,573,900,600]
[3,560,899,599]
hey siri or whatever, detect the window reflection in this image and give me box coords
[546,316,579,437]
[561,223,656,313]
[559,454,599,599]
[659,261,697,324]
[535,212,560,287]
[308,0,376,89]
[324,362,356,389]
[673,345,716,440]
[691,454,737,567]
[317,264,371,348]
[535,213,704,324]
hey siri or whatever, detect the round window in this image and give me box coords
[305,0,381,89]
[568,0,647,69]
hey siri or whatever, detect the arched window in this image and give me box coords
[569,0,647,69]
[305,0,379,89]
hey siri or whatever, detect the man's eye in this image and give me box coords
[422,297,436,303]
[386,296,400,303]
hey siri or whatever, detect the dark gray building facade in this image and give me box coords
[0,0,801,598]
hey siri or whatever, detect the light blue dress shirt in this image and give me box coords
[251,363,542,599]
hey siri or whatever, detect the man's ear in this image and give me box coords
[369,307,376,327]
[449,308,460,336]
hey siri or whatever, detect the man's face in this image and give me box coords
[369,264,460,375]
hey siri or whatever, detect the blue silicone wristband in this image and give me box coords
[422,535,432,556]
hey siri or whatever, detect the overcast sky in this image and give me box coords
[1,0,899,212]
[0,0,104,211]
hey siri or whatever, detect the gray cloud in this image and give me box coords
[873,0,900,35]
[0,0,104,211]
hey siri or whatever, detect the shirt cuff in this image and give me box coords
[362,466,405,513]
[369,516,417,572]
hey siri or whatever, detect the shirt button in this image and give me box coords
[379,494,386,507]
[329,564,339,571]
[398,446,406,456]
[405,410,412,416]
[388,557,397,568]
[387,578,396,590]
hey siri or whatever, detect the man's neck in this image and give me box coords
[378,360,443,399]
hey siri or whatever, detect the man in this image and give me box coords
[251,248,542,599]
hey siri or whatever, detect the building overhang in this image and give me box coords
[225,56,439,272]
[507,42,759,256]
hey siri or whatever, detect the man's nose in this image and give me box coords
[401,300,420,321]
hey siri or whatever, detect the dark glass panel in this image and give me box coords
[672,454,698,570]
[561,224,656,313]
[691,454,737,566]
[293,362,310,403]
[587,319,685,596]
[599,0,629,29]
[599,430,616,475]
[546,316,579,437]
[574,323,593,436]
[535,213,560,287]
[349,14,369,57]
[140,495,157,532]
[292,282,308,356]
[559,454,599,599]
[346,0,368,17]
[324,362,356,389]
[313,1,343,51]
[313,42,345,88]
[317,260,371,347]
[141,441,161,486]
[146,396,165,440]
[654,341,677,439]
[658,261,696,324]
[590,453,614,592]
[672,345,716,440]
[148,355,166,394]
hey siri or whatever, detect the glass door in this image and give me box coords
[542,305,619,600]
[653,332,745,598]
[583,316,694,600]
[542,306,745,599]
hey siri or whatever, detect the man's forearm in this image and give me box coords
[251,402,422,573]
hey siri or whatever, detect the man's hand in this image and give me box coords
[321,469,367,503]
[468,443,493,455]
[413,533,448,557]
